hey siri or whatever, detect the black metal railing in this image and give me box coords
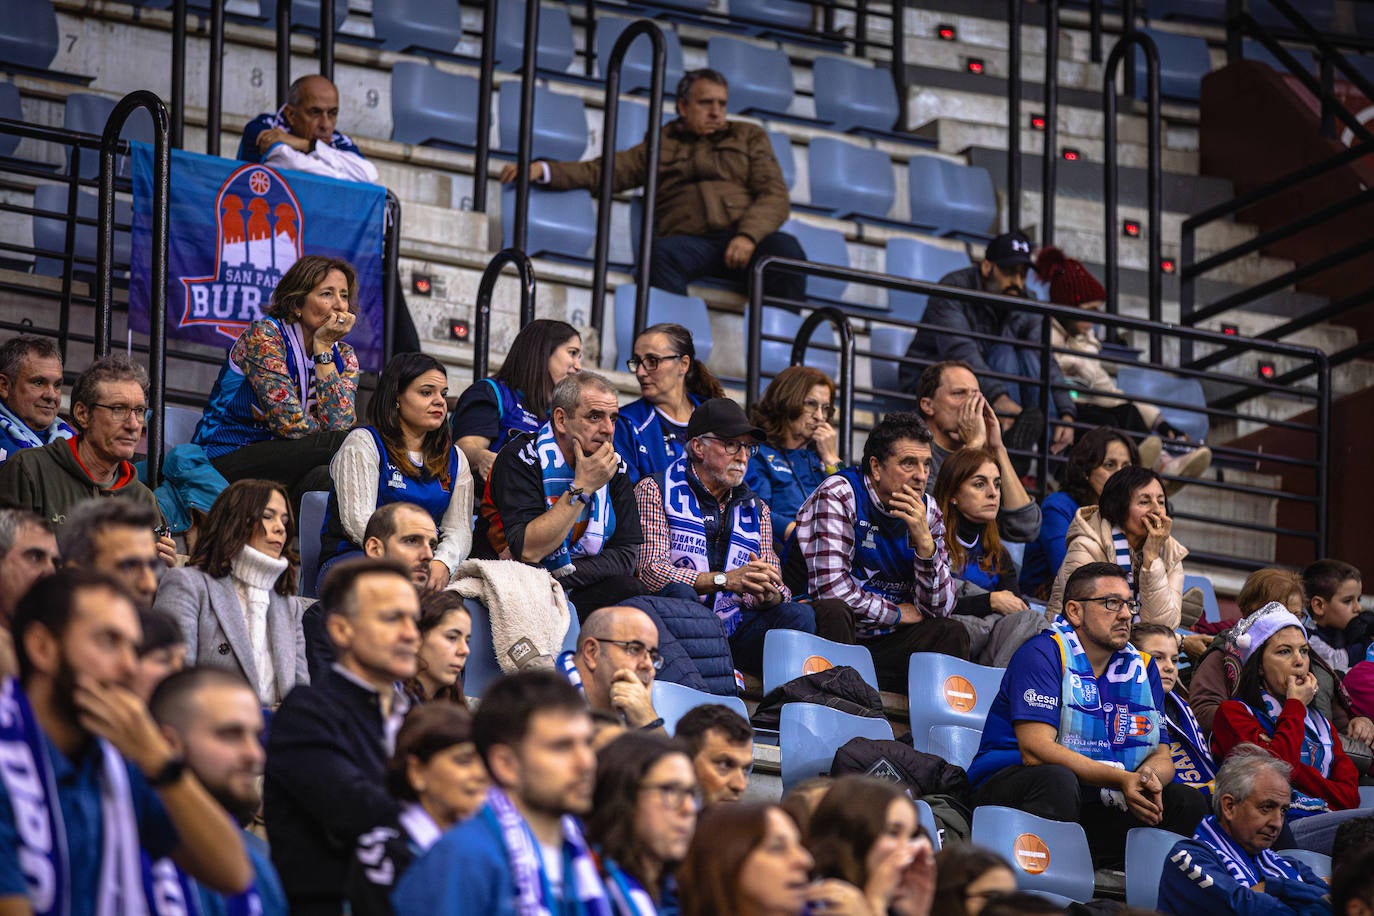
[1008,0,1022,233]
[1041,0,1060,246]
[790,308,856,464]
[471,249,538,383]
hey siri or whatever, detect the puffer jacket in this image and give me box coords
[1046,505,1187,628]
[624,594,738,697]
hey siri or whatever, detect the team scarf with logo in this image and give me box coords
[1191,815,1307,887]
[557,651,585,697]
[534,423,616,578]
[0,399,72,451]
[483,787,612,916]
[1050,615,1160,774]
[1242,693,1335,818]
[1164,692,1217,796]
[598,855,658,916]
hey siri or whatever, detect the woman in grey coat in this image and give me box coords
[155,478,309,707]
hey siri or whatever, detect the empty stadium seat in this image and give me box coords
[762,629,878,694]
[296,490,328,600]
[907,652,1003,751]
[907,156,998,241]
[812,56,899,134]
[729,0,812,33]
[760,307,840,385]
[707,36,794,116]
[373,0,463,55]
[1242,39,1316,76]
[914,799,943,851]
[972,806,1095,903]
[390,62,479,148]
[807,138,894,220]
[927,724,982,770]
[497,82,587,162]
[885,237,971,321]
[1181,574,1220,623]
[613,97,673,153]
[62,93,156,180]
[779,702,893,790]
[869,325,917,397]
[493,0,576,75]
[612,284,712,370]
[500,184,596,261]
[257,0,349,31]
[781,219,848,302]
[1135,29,1212,103]
[768,130,795,189]
[1125,827,1187,910]
[652,680,750,735]
[0,82,22,159]
[0,0,59,73]
[1361,785,1374,807]
[1116,365,1209,441]
[595,17,685,95]
[31,185,131,276]
[464,597,580,700]
[162,405,203,451]
[1276,848,1332,880]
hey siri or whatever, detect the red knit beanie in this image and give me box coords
[1035,246,1106,307]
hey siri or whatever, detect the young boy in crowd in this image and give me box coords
[1132,623,1218,798]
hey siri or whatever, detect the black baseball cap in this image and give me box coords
[686,398,765,441]
[984,231,1034,268]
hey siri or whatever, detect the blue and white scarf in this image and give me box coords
[1191,814,1306,887]
[533,423,617,578]
[1247,693,1335,818]
[660,455,762,637]
[484,787,612,916]
[0,399,72,452]
[600,856,658,916]
[141,854,203,916]
[1110,526,1135,591]
[557,651,585,697]
[1164,692,1217,796]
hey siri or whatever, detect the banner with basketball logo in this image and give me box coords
[128,141,387,371]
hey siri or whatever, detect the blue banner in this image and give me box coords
[129,141,387,371]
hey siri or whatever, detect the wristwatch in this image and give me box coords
[565,485,591,506]
[146,755,187,788]
[311,350,334,365]
[712,573,728,590]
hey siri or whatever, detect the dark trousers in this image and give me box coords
[210,429,351,512]
[729,600,816,675]
[651,229,807,302]
[811,598,972,692]
[1076,401,1151,436]
[973,763,1209,867]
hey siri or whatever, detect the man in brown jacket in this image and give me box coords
[499,68,805,301]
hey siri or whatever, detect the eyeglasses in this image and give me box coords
[1076,595,1142,614]
[701,436,759,458]
[92,403,151,424]
[802,399,835,419]
[639,782,702,810]
[594,638,664,670]
[626,353,683,373]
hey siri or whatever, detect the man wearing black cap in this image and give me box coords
[899,230,1077,457]
[633,398,827,673]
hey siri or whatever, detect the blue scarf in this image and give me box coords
[142,854,204,916]
[1164,692,1217,796]
[0,399,72,452]
[1110,525,1135,591]
[1191,815,1307,887]
[557,651,585,697]
[600,857,658,916]
[483,787,612,916]
[533,423,617,578]
[1247,694,1335,818]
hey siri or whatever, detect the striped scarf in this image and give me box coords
[1111,525,1134,590]
[1192,815,1305,887]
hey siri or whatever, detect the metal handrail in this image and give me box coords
[587,20,667,367]
[382,191,401,364]
[472,249,538,383]
[171,0,186,147]
[472,0,500,215]
[1102,31,1162,363]
[1042,0,1059,246]
[276,0,291,108]
[208,0,224,157]
[512,0,540,251]
[790,308,855,463]
[1007,0,1022,232]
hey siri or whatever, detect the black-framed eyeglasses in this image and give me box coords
[92,403,151,424]
[626,353,683,373]
[1076,595,1142,614]
[639,782,702,810]
[594,638,664,670]
[700,435,759,458]
[802,398,835,419]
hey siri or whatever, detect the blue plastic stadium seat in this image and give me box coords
[760,308,840,385]
[257,0,349,31]
[1125,827,1188,910]
[595,18,685,95]
[464,597,579,700]
[1181,574,1220,623]
[780,702,893,790]
[972,806,1095,903]
[907,156,997,240]
[163,405,203,451]
[729,0,812,32]
[807,137,894,220]
[612,98,674,153]
[812,56,899,134]
[927,724,982,770]
[1135,29,1212,103]
[869,325,917,397]
[768,131,795,190]
[497,82,587,162]
[652,680,749,735]
[707,36,794,116]
[1116,365,1209,441]
[32,185,131,277]
[493,0,576,74]
[907,652,1003,751]
[782,219,848,302]
[885,237,971,321]
[0,0,59,73]
[62,93,155,180]
[612,284,711,370]
[0,82,22,159]
[373,0,463,54]
[1275,848,1332,880]
[1361,785,1374,807]
[762,629,878,695]
[914,799,943,851]
[1241,39,1316,76]
[390,62,479,148]
[296,490,328,600]
[500,184,596,261]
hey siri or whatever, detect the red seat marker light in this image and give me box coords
[966,58,985,75]
[1222,323,1239,336]
[1030,114,1046,130]
[1062,148,1080,161]
[448,320,470,341]
[412,273,432,296]
[938,24,957,40]
[1161,258,1176,274]
[1123,219,1141,237]
[1258,361,1276,379]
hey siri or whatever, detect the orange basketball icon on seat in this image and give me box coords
[943,675,977,713]
[802,655,834,675]
[1012,833,1050,874]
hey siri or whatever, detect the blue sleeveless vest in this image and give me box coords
[484,378,542,453]
[838,467,918,605]
[613,395,702,483]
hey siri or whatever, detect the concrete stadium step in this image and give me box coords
[917,116,1200,175]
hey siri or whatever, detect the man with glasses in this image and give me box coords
[967,561,1207,867]
[564,605,665,731]
[0,356,171,553]
[634,398,821,674]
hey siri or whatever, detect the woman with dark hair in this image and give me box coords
[615,322,725,483]
[319,351,473,591]
[194,255,359,499]
[1018,426,1139,599]
[1048,464,1187,629]
[805,775,936,916]
[155,479,308,707]
[930,845,1016,916]
[746,366,842,547]
[451,319,583,483]
[407,590,472,706]
[348,703,488,915]
[679,803,819,916]
[586,731,698,914]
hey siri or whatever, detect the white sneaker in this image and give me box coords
[1137,435,1163,471]
[1159,446,1212,496]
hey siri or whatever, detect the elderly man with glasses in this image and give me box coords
[633,397,820,675]
[562,605,667,732]
[966,560,1208,869]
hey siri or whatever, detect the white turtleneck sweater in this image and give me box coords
[230,544,290,705]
